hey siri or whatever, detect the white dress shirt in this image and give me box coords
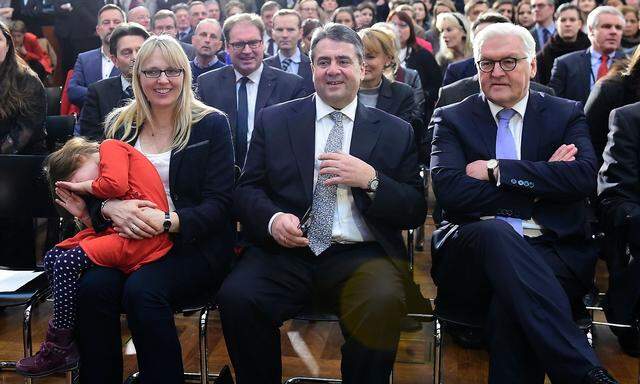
[101,47,115,80]
[234,64,263,151]
[268,96,374,244]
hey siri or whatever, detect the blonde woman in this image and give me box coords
[435,12,472,69]
[73,35,235,384]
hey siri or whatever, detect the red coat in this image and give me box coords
[57,140,172,274]
[19,33,53,74]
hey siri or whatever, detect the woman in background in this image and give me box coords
[434,12,472,69]
[332,7,356,29]
[515,1,535,29]
[492,0,514,22]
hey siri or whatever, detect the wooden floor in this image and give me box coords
[0,222,638,383]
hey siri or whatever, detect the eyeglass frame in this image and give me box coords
[227,39,263,50]
[476,56,529,73]
[140,68,185,78]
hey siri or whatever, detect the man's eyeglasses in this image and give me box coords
[141,68,184,78]
[228,39,262,50]
[477,57,528,73]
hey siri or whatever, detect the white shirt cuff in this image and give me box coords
[268,212,285,236]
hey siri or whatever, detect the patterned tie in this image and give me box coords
[281,58,292,72]
[236,77,249,168]
[495,108,523,236]
[597,54,609,80]
[125,85,133,99]
[308,111,344,255]
[267,38,275,56]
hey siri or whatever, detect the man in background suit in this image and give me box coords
[79,23,149,140]
[179,0,207,43]
[530,0,555,52]
[198,13,305,169]
[190,18,226,86]
[260,1,280,56]
[67,4,124,107]
[264,9,314,94]
[217,23,426,384]
[430,23,617,383]
[151,9,197,59]
[549,6,625,105]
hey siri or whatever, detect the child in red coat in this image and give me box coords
[16,137,172,377]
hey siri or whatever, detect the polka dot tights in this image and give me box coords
[43,246,93,330]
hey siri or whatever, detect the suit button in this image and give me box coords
[511,179,517,184]
[518,180,524,186]
[529,182,534,188]
[173,194,179,201]
[523,181,529,187]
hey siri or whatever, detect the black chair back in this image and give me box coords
[45,115,75,152]
[45,86,62,116]
[0,155,57,219]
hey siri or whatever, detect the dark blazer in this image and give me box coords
[234,94,427,262]
[180,41,197,60]
[430,91,598,286]
[548,48,626,105]
[375,77,417,124]
[51,0,101,40]
[89,112,236,273]
[263,53,314,95]
[197,65,306,138]
[529,26,543,53]
[79,76,130,140]
[442,57,476,87]
[68,48,121,107]
[435,75,555,108]
[0,72,46,154]
[584,76,639,165]
[404,45,442,118]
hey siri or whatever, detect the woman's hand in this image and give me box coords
[102,199,159,239]
[54,187,88,219]
[56,180,93,195]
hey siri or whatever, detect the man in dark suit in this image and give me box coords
[548,6,625,105]
[530,0,556,52]
[190,18,226,86]
[198,13,305,169]
[179,0,207,43]
[216,23,426,384]
[430,23,617,383]
[264,9,314,94]
[67,4,124,107]
[80,23,149,140]
[151,9,197,60]
[598,102,640,357]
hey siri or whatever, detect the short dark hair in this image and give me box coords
[261,0,281,14]
[309,22,364,63]
[189,1,206,11]
[356,1,376,15]
[171,2,189,13]
[109,23,150,56]
[554,3,580,19]
[152,9,177,30]
[273,9,303,28]
[98,3,126,24]
[470,11,510,33]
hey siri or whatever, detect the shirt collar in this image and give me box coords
[536,23,555,33]
[487,92,529,122]
[278,47,301,63]
[315,95,358,123]
[589,46,613,61]
[120,75,131,92]
[234,64,264,84]
[193,56,219,69]
[101,46,111,60]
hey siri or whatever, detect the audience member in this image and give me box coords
[430,22,617,384]
[423,0,455,54]
[358,26,418,123]
[530,0,555,52]
[301,17,322,54]
[412,0,430,30]
[9,19,52,82]
[67,4,124,108]
[181,1,208,43]
[261,1,281,56]
[224,0,246,18]
[172,3,192,40]
[357,2,377,29]
[197,13,305,169]
[119,0,157,14]
[151,9,197,59]
[80,23,150,140]
[127,6,151,30]
[516,0,535,29]
[205,0,221,21]
[435,12,471,69]
[597,101,640,357]
[217,23,426,384]
[53,0,104,73]
[535,3,590,85]
[190,18,225,86]
[549,6,625,105]
[620,6,640,55]
[577,0,596,33]
[492,0,514,23]
[464,0,488,23]
[296,0,326,23]
[332,7,355,29]
[320,0,338,15]
[76,35,235,384]
[265,9,314,93]
[585,45,640,164]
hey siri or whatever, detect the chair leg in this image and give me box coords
[199,306,209,384]
[433,319,443,384]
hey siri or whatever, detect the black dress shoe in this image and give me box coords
[582,367,618,384]
[444,323,486,350]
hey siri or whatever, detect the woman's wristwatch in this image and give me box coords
[163,212,171,233]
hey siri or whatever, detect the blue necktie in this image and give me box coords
[236,77,249,168]
[495,108,523,236]
[542,28,551,44]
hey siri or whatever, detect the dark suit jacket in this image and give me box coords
[430,91,598,286]
[197,65,306,141]
[180,41,196,60]
[375,77,417,124]
[89,112,236,273]
[529,26,543,53]
[405,45,442,119]
[51,0,101,39]
[548,48,626,105]
[234,94,427,262]
[68,48,121,107]
[263,53,314,96]
[442,57,476,87]
[79,76,129,140]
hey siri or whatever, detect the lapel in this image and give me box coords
[169,144,185,189]
[521,92,543,161]
[106,77,125,108]
[298,54,312,79]
[350,102,381,164]
[287,95,316,203]
[471,94,498,158]
[581,49,592,89]
[375,77,393,112]
[89,49,103,83]
[256,66,277,113]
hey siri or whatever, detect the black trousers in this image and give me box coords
[75,249,224,384]
[216,242,406,384]
[433,220,599,384]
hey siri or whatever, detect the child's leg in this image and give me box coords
[43,247,67,284]
[51,246,94,330]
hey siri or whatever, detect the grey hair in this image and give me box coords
[587,6,625,31]
[473,23,536,63]
[195,17,222,34]
[204,0,219,6]
[309,22,364,63]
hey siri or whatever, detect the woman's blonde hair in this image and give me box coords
[435,12,473,66]
[44,137,100,198]
[358,26,400,80]
[104,35,214,151]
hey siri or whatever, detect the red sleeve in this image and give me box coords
[24,34,53,73]
[91,140,132,199]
